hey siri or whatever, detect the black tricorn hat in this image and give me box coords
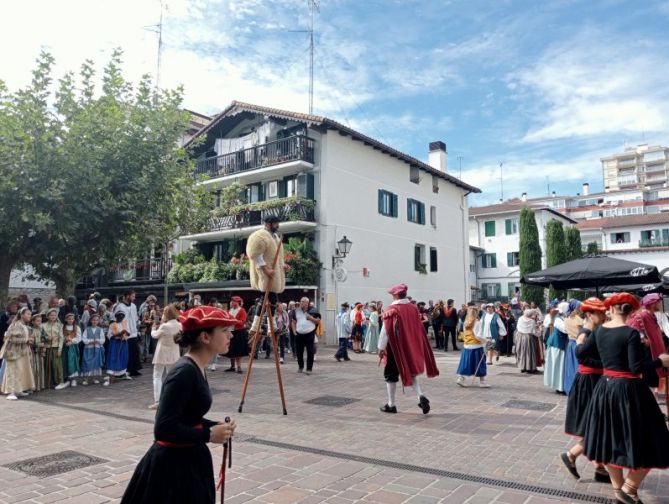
[264,215,280,223]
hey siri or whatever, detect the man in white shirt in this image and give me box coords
[335,302,352,362]
[290,297,320,375]
[114,290,140,376]
[477,303,507,365]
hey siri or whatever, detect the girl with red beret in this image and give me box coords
[122,306,238,504]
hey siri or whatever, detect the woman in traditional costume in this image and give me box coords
[121,306,238,504]
[581,293,669,504]
[1,307,35,400]
[563,300,583,395]
[561,297,609,483]
[107,311,130,382]
[29,313,48,391]
[456,307,490,388]
[81,314,106,386]
[544,301,569,394]
[43,308,66,389]
[363,304,380,354]
[515,309,540,373]
[149,304,181,409]
[61,313,81,387]
[224,296,249,373]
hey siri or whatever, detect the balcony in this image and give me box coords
[109,258,173,283]
[639,239,669,248]
[195,136,315,186]
[183,197,317,242]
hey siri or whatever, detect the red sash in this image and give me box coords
[578,365,603,375]
[603,369,641,379]
[156,423,203,447]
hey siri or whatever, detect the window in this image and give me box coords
[610,232,631,244]
[410,166,420,184]
[407,198,426,224]
[378,189,398,217]
[286,178,296,197]
[214,192,221,208]
[481,253,497,268]
[432,175,439,193]
[268,181,278,198]
[505,218,518,235]
[430,206,437,227]
[507,251,519,267]
[508,283,519,297]
[429,247,438,272]
[414,244,426,272]
[484,220,496,237]
[481,283,501,298]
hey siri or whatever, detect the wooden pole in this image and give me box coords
[237,237,287,415]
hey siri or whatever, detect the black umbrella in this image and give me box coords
[521,255,662,294]
[600,276,669,295]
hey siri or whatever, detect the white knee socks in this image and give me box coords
[386,382,397,407]
[411,376,424,400]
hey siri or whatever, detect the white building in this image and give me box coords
[181,101,480,342]
[602,144,669,192]
[469,202,575,301]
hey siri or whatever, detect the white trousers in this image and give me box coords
[153,363,172,403]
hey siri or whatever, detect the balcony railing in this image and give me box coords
[207,199,315,233]
[639,239,669,248]
[110,258,173,283]
[195,135,315,178]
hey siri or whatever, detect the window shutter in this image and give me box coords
[378,190,384,214]
[407,199,413,221]
[414,245,421,270]
[278,180,287,198]
[491,254,497,268]
[419,203,425,225]
[495,284,502,297]
[392,194,398,217]
[507,252,512,266]
[505,219,511,234]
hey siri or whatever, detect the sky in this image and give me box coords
[2,0,669,205]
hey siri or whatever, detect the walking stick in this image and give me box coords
[471,350,487,386]
[238,237,288,415]
[217,416,232,503]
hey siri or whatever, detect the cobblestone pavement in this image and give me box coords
[0,348,667,504]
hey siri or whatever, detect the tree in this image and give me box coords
[586,241,600,255]
[565,226,586,299]
[518,206,544,306]
[0,50,204,300]
[546,219,567,301]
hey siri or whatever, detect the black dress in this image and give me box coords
[122,356,218,503]
[582,326,669,470]
[564,329,602,437]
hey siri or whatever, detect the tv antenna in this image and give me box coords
[457,155,464,180]
[144,0,165,90]
[499,161,504,201]
[291,1,320,114]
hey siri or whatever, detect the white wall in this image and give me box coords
[316,132,469,342]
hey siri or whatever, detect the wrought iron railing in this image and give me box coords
[207,200,315,232]
[195,135,315,178]
[639,239,669,248]
[109,258,173,283]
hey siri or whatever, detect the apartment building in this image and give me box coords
[601,144,669,192]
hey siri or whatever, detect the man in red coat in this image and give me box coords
[378,283,439,414]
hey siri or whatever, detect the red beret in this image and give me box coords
[231,296,243,305]
[604,292,640,311]
[387,283,408,296]
[579,297,606,313]
[179,306,238,332]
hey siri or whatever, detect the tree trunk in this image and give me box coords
[55,268,77,299]
[0,255,17,310]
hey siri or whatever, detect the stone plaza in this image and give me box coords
[0,350,667,504]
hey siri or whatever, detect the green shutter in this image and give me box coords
[491,254,497,268]
[392,194,398,217]
[495,284,502,297]
[414,245,421,270]
[505,219,512,234]
[485,221,495,236]
[407,199,413,221]
[378,190,384,214]
[278,179,287,198]
[419,203,425,225]
[507,252,512,266]
[508,282,516,296]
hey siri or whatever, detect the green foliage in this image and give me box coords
[565,227,583,262]
[211,196,315,217]
[173,249,205,266]
[518,206,544,306]
[546,219,567,300]
[283,236,320,285]
[586,241,599,255]
[166,256,250,284]
[0,50,206,297]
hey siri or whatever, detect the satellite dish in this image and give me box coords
[334,267,348,282]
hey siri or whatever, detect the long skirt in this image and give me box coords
[565,372,601,437]
[363,325,380,353]
[44,347,64,387]
[225,329,249,358]
[65,344,80,379]
[107,339,129,376]
[30,349,46,391]
[456,347,487,377]
[1,354,35,394]
[515,332,537,372]
[82,346,105,375]
[563,340,578,395]
[583,376,669,469]
[543,346,565,392]
[121,443,215,504]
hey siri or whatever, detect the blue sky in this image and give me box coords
[3,0,669,204]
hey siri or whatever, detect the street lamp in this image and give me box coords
[332,235,353,268]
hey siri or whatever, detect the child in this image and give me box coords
[43,308,66,390]
[107,311,130,382]
[29,313,48,391]
[0,307,35,400]
[62,313,82,387]
[81,314,107,386]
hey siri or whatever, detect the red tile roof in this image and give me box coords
[469,202,576,222]
[576,213,669,229]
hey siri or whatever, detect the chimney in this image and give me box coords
[582,182,590,195]
[551,191,556,197]
[521,192,527,202]
[428,141,447,172]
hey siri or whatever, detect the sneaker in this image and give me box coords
[82,380,88,386]
[6,394,18,401]
[305,370,312,375]
[123,374,133,380]
[418,395,430,414]
[280,358,284,364]
[380,404,397,414]
[55,382,69,390]
[479,380,491,388]
[93,379,100,385]
[70,380,77,387]
[17,391,30,397]
[103,379,110,387]
[456,376,467,387]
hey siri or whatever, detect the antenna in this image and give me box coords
[308,0,320,114]
[457,155,463,179]
[499,162,504,201]
[144,0,165,91]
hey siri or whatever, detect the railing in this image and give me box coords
[639,239,669,248]
[207,200,315,232]
[195,136,315,178]
[109,258,173,283]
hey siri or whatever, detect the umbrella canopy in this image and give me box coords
[600,276,669,295]
[521,255,662,290]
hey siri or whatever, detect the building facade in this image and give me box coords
[602,144,669,192]
[180,102,480,342]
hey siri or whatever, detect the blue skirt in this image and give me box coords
[456,347,487,377]
[107,339,128,375]
[82,347,105,373]
[563,339,578,395]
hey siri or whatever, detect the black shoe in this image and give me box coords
[224,367,236,373]
[594,469,611,484]
[344,357,351,361]
[380,404,397,414]
[130,372,142,377]
[335,356,341,362]
[236,368,243,374]
[560,452,580,480]
[614,489,637,504]
[418,395,430,415]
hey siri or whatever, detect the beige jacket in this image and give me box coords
[246,228,285,293]
[151,319,181,365]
